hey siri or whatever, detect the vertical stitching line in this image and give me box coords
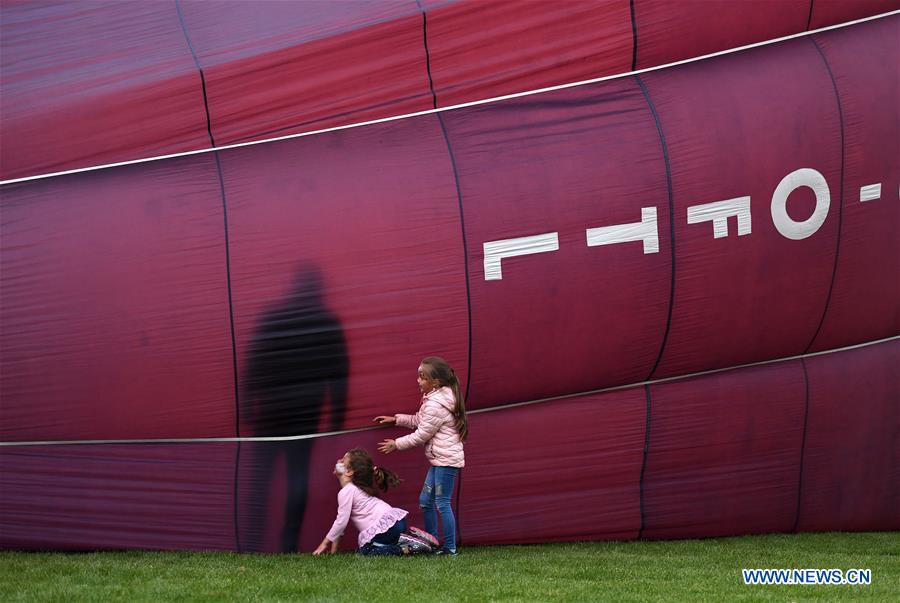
[638,384,653,539]
[630,0,638,71]
[804,37,845,353]
[793,358,811,532]
[416,0,439,109]
[213,150,242,549]
[233,440,242,552]
[436,114,473,405]
[175,0,216,147]
[209,155,241,438]
[635,75,676,380]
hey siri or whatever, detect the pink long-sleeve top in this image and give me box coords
[395,386,465,468]
[325,482,408,547]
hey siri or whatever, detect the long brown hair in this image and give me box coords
[345,448,402,496]
[421,356,468,442]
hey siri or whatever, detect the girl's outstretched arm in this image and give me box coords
[375,413,419,429]
[320,486,353,552]
[394,412,419,429]
[394,403,442,450]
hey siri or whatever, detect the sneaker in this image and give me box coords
[434,548,458,556]
[398,533,434,555]
[406,526,440,551]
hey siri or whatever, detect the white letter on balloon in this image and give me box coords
[859,183,881,202]
[687,197,751,238]
[586,207,659,253]
[483,232,559,281]
[770,168,830,240]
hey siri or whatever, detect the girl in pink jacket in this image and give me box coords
[313,448,436,556]
[376,356,468,555]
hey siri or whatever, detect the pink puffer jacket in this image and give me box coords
[394,387,465,468]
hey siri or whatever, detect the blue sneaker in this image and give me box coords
[435,548,458,556]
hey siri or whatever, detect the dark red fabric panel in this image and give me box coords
[0,444,235,551]
[797,340,900,531]
[421,0,632,107]
[178,0,426,67]
[641,361,807,539]
[809,0,900,28]
[459,390,646,545]
[0,1,210,181]
[808,17,900,351]
[634,0,809,70]
[441,80,671,408]
[220,116,467,432]
[0,156,235,441]
[5,3,895,181]
[179,0,434,145]
[642,39,842,379]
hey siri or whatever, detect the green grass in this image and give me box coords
[1,532,897,602]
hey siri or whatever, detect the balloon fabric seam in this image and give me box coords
[1,335,895,447]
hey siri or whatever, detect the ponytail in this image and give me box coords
[346,448,402,496]
[373,466,402,493]
[449,373,468,442]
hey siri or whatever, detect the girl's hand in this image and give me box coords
[313,538,332,555]
[330,539,340,554]
[378,439,397,454]
[373,415,396,425]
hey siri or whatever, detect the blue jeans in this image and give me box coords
[358,518,407,556]
[419,466,459,553]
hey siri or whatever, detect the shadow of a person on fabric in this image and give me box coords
[239,263,348,553]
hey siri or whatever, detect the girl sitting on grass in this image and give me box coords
[313,448,436,556]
